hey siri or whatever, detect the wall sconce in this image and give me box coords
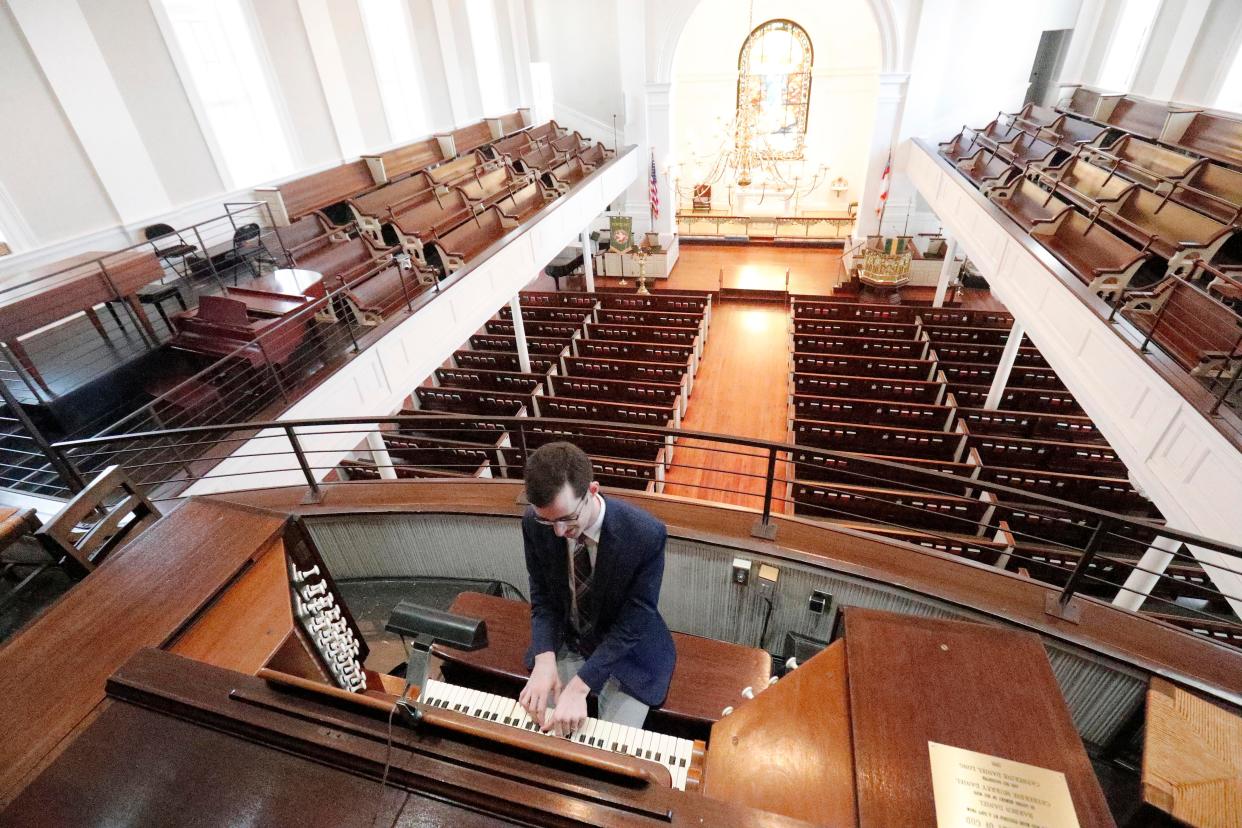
[829,177,849,196]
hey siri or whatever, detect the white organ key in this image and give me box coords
[498,697,521,726]
[484,695,504,722]
[578,716,600,746]
[615,724,637,755]
[671,741,689,790]
[594,721,613,748]
[636,729,656,761]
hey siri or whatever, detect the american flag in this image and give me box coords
[649,150,660,221]
[876,151,892,218]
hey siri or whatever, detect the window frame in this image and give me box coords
[735,18,815,162]
[1096,0,1164,92]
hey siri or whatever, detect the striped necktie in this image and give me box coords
[571,537,596,653]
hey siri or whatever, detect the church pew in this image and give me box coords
[387,189,475,261]
[414,385,535,417]
[434,367,545,395]
[542,157,589,193]
[595,309,707,342]
[1000,502,1158,556]
[549,374,684,417]
[994,131,1058,166]
[921,323,1016,346]
[791,318,921,340]
[1082,135,1199,191]
[969,118,1023,154]
[1057,85,1102,120]
[929,342,1047,367]
[367,137,445,184]
[1163,109,1242,170]
[1147,613,1242,648]
[791,298,920,324]
[495,182,553,223]
[456,165,534,211]
[791,332,929,359]
[492,130,534,160]
[1097,94,1173,140]
[451,121,495,156]
[452,349,560,374]
[484,319,584,340]
[938,131,980,163]
[339,457,488,481]
[791,352,938,381]
[335,260,434,326]
[858,524,1015,568]
[583,322,699,352]
[288,233,397,293]
[598,292,712,318]
[384,434,497,477]
[426,151,486,190]
[1124,272,1242,379]
[577,142,610,169]
[274,211,340,259]
[347,172,434,241]
[791,419,969,462]
[497,304,592,324]
[978,466,1157,517]
[536,396,679,461]
[790,372,947,404]
[572,339,695,374]
[262,160,374,223]
[1042,113,1107,153]
[468,333,570,355]
[1032,156,1132,212]
[1008,103,1063,136]
[792,447,981,497]
[951,383,1084,414]
[792,481,997,537]
[968,432,1126,476]
[561,355,688,390]
[397,409,513,447]
[791,394,956,431]
[956,407,1103,444]
[518,421,667,470]
[524,120,566,146]
[1010,543,1219,606]
[428,207,515,273]
[955,149,1017,190]
[516,142,560,173]
[937,362,1066,390]
[519,291,600,309]
[1168,161,1242,225]
[987,176,1074,231]
[1095,186,1234,275]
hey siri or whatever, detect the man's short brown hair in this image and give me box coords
[524,442,593,507]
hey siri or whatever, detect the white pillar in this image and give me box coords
[430,0,469,126]
[932,235,959,308]
[984,320,1026,411]
[364,428,398,480]
[509,295,531,373]
[1111,535,1179,612]
[296,0,367,158]
[581,228,596,292]
[856,73,909,238]
[644,83,675,237]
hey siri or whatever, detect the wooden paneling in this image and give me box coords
[0,499,288,806]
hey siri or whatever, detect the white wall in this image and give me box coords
[527,0,624,135]
[670,0,881,214]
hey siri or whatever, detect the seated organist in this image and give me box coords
[517,442,676,735]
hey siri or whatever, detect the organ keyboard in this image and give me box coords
[419,678,703,790]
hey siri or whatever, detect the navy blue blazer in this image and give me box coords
[521,496,676,707]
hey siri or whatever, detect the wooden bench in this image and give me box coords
[598,292,712,319]
[491,130,533,160]
[338,260,434,325]
[995,131,1057,166]
[791,332,929,359]
[485,319,583,341]
[1033,155,1132,211]
[398,409,513,446]
[261,161,374,224]
[572,339,695,374]
[792,447,981,497]
[367,137,444,184]
[494,181,552,223]
[1170,161,1242,225]
[956,407,1102,444]
[1096,185,1234,275]
[978,466,1156,516]
[450,121,494,156]
[929,341,1046,366]
[389,189,476,261]
[792,298,920,323]
[428,207,515,273]
[498,304,592,324]
[426,151,486,190]
[792,352,938,381]
[561,356,688,389]
[1057,85,1101,120]
[1124,274,1242,380]
[1043,113,1107,152]
[549,375,685,417]
[452,349,560,374]
[468,333,569,355]
[577,142,610,169]
[524,120,564,145]
[938,361,1065,390]
[792,318,920,340]
[955,149,1017,190]
[791,419,969,462]
[347,172,435,241]
[414,386,534,417]
[384,434,498,477]
[1008,102,1063,136]
[951,383,1084,414]
[537,395,677,431]
[1001,503,1156,556]
[987,176,1073,231]
[792,481,996,537]
[1028,208,1151,296]
[1082,135,1199,190]
[791,371,947,403]
[1097,94,1173,140]
[434,367,545,394]
[339,457,486,481]
[968,432,1126,476]
[1163,108,1242,169]
[938,131,980,163]
[518,421,668,469]
[595,309,706,341]
[518,142,560,173]
[791,394,955,431]
[542,157,589,193]
[274,212,341,260]
[457,165,533,210]
[519,290,602,309]
[584,322,699,352]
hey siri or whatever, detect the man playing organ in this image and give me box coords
[517,442,676,737]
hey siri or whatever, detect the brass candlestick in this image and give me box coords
[634,248,651,295]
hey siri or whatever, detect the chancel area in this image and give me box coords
[0,1,1241,826]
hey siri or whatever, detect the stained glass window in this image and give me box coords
[736,19,813,161]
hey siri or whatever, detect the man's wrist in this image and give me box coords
[533,651,557,667]
[564,675,590,697]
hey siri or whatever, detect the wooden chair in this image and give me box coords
[36,466,161,573]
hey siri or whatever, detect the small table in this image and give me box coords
[432,591,770,727]
[1141,677,1242,828]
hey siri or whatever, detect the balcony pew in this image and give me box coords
[938,132,980,163]
[1162,109,1242,170]
[968,432,1127,476]
[259,160,374,224]
[549,374,685,418]
[792,481,997,537]
[791,419,969,462]
[956,407,1104,444]
[791,318,921,340]
[1082,135,1199,190]
[952,383,1084,414]
[955,149,1017,190]
[1042,113,1107,153]
[1057,85,1102,120]
[987,176,1073,231]
[516,142,560,173]
[1028,208,1151,296]
[995,131,1058,166]
[791,332,929,359]
[434,367,545,395]
[450,122,495,156]
[542,157,589,194]
[457,165,534,211]
[492,130,533,160]
[468,333,570,356]
[452,349,559,373]
[1095,94,1175,140]
[427,207,515,274]
[1033,156,1132,211]
[274,211,340,260]
[1169,161,1242,225]
[363,137,444,185]
[1008,103,1064,136]
[347,172,434,241]
[791,352,939,381]
[1095,186,1234,276]
[335,260,434,325]
[387,189,476,262]
[577,142,610,169]
[791,394,956,431]
[1123,274,1242,380]
[792,298,920,324]
[790,372,947,404]
[495,182,553,223]
[426,151,486,190]
[524,120,566,146]
[413,385,535,417]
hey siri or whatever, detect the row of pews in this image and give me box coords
[939,93,1242,400]
[336,289,711,495]
[785,297,1237,642]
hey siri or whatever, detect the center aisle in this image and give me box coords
[662,301,794,513]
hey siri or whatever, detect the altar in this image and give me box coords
[593,233,680,279]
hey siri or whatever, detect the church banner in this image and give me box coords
[609,216,634,253]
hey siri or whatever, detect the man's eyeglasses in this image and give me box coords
[532,492,589,527]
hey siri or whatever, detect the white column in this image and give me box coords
[644,83,675,237]
[856,73,909,239]
[984,320,1026,411]
[1112,535,1179,612]
[297,0,367,158]
[364,428,398,480]
[9,0,168,224]
[430,0,469,125]
[509,295,531,373]
[581,228,596,292]
[932,235,959,308]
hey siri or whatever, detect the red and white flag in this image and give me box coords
[649,150,660,221]
[876,151,892,218]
